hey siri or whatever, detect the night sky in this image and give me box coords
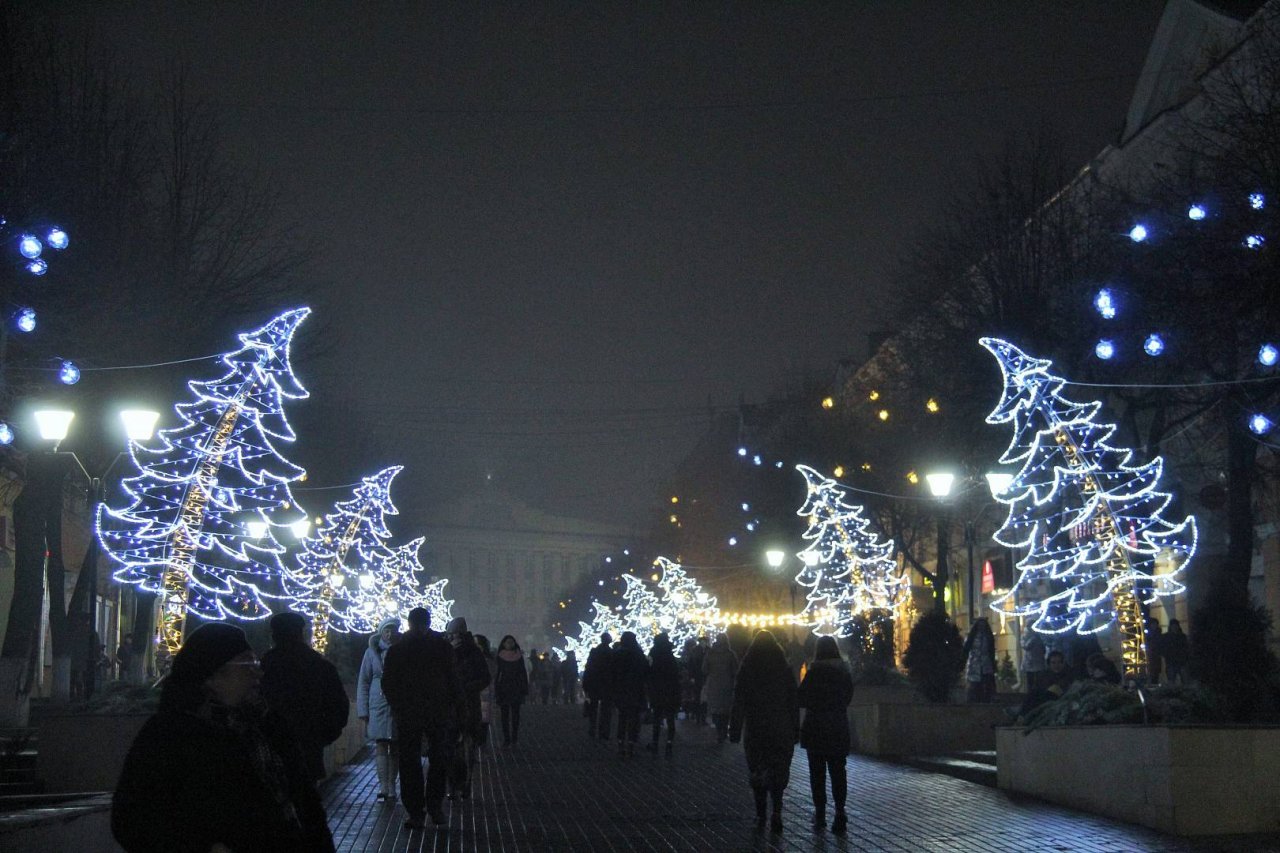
[69,2,1164,531]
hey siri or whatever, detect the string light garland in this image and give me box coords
[97,309,313,656]
[980,338,1196,682]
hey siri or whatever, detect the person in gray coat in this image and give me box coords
[701,633,738,743]
[357,617,400,802]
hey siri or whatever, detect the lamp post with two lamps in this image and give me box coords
[923,469,1014,626]
[32,407,159,701]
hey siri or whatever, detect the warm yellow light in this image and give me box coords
[833,465,845,478]
[906,471,919,484]
[868,390,880,401]
[926,398,940,413]
[669,514,678,524]
[651,573,659,581]
[670,496,679,504]
[877,409,889,421]
[861,462,872,472]
[822,396,834,410]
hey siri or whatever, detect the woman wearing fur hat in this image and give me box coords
[358,617,401,802]
[112,622,334,852]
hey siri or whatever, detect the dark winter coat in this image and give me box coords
[1162,631,1190,667]
[610,639,651,711]
[112,705,334,853]
[494,650,530,706]
[647,638,682,713]
[730,643,799,780]
[454,634,492,736]
[702,640,738,715]
[260,639,350,780]
[380,628,463,729]
[583,641,613,700]
[797,658,854,756]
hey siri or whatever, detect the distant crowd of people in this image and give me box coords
[109,604,1178,849]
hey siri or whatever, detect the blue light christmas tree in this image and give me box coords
[980,337,1196,680]
[97,308,312,655]
[283,466,402,653]
[794,465,905,639]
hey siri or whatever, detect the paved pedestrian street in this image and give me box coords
[321,704,1280,852]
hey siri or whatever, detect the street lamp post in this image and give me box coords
[34,407,159,700]
[924,470,1014,625]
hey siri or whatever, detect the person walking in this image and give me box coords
[702,633,738,743]
[645,632,681,756]
[561,651,579,704]
[493,635,529,746]
[583,632,613,739]
[260,612,351,781]
[115,635,133,682]
[445,617,491,800]
[112,623,334,852]
[357,617,400,803]
[797,636,854,834]
[962,617,997,703]
[475,635,497,744]
[730,630,799,833]
[1163,619,1190,684]
[612,631,650,757]
[380,607,463,830]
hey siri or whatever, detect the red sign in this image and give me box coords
[981,560,995,594]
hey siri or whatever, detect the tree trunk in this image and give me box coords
[0,465,54,725]
[1223,413,1256,605]
[45,479,71,704]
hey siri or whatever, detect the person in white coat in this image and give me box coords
[357,617,400,802]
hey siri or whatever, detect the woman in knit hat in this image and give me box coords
[358,617,401,802]
[112,622,334,853]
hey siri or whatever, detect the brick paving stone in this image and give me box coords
[321,704,1280,852]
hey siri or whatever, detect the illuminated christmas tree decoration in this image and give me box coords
[1260,344,1279,367]
[979,337,1196,682]
[97,308,313,656]
[1250,413,1275,435]
[281,466,405,652]
[18,234,41,259]
[1250,192,1266,210]
[793,465,905,638]
[26,259,47,276]
[1244,234,1265,250]
[59,360,80,384]
[1094,288,1117,319]
[0,423,12,445]
[1187,204,1206,221]
[651,557,719,649]
[1129,224,1149,242]
[1143,333,1165,356]
[46,227,68,250]
[16,307,36,332]
[1094,339,1115,360]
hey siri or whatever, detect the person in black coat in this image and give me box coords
[112,623,334,853]
[797,636,854,834]
[446,617,491,800]
[381,607,463,829]
[611,631,650,757]
[730,629,798,833]
[260,612,351,781]
[645,632,682,755]
[582,633,614,739]
[493,634,530,745]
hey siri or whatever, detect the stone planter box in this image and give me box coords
[849,698,1007,757]
[38,699,364,794]
[0,793,120,853]
[997,725,1280,835]
[37,713,149,794]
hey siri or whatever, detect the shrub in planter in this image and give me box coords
[902,611,963,703]
[1020,681,1218,731]
[1190,582,1280,722]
